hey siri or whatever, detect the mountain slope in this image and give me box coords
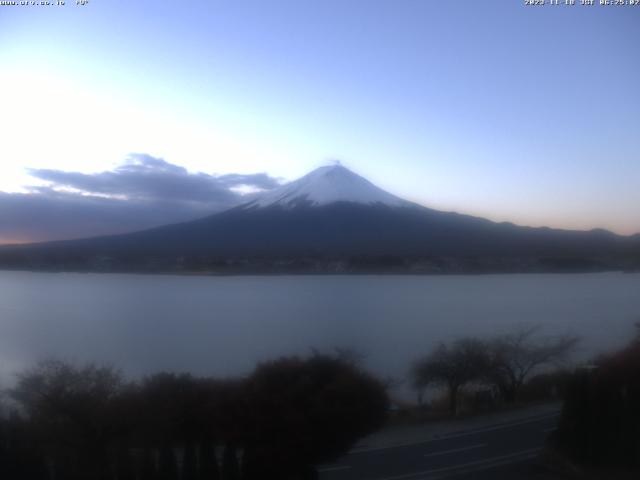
[0,165,638,273]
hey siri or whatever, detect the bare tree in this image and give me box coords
[487,326,579,403]
[412,338,490,416]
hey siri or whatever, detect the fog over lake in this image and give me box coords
[1,271,638,398]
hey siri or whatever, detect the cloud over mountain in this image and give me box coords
[0,154,280,244]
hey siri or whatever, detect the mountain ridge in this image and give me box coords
[0,165,638,274]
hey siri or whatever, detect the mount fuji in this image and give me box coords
[0,165,638,273]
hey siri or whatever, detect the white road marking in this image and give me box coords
[318,465,352,473]
[372,447,541,480]
[351,412,559,454]
[423,443,486,458]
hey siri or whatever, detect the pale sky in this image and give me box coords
[1,0,639,243]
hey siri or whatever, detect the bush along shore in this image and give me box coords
[0,354,388,480]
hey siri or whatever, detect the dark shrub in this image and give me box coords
[554,339,640,470]
[242,354,389,479]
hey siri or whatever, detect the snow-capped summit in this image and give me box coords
[244,164,409,209]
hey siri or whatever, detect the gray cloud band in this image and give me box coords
[0,154,280,244]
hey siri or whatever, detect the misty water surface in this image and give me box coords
[0,271,638,398]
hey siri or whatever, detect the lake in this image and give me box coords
[0,271,638,399]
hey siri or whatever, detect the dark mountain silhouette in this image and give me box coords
[1,165,638,273]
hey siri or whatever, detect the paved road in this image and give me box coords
[319,412,560,480]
